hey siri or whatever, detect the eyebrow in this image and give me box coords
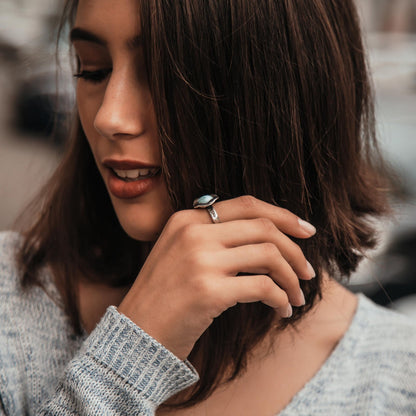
[70,27,143,50]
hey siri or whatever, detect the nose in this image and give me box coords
[93,66,153,140]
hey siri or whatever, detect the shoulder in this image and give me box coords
[0,231,64,322]
[0,231,28,413]
[283,294,416,415]
[353,294,416,356]
[0,230,21,255]
[353,295,416,385]
[325,294,416,414]
[0,230,23,293]
[0,231,81,414]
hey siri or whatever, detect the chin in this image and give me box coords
[113,199,173,242]
[121,220,163,242]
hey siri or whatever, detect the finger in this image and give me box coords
[217,243,306,307]
[208,218,316,280]
[221,274,293,318]
[195,195,316,238]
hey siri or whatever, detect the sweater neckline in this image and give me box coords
[276,293,370,415]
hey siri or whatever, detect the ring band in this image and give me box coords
[206,205,220,223]
[193,194,221,224]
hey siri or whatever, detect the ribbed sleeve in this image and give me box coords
[1,231,415,415]
[39,307,199,415]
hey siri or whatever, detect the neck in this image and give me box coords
[78,280,131,333]
[161,276,358,413]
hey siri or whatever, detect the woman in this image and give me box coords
[1,0,415,414]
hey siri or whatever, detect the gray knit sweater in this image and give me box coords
[0,231,415,415]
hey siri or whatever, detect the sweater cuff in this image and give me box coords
[85,306,199,406]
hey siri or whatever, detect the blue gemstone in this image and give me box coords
[193,194,219,208]
[199,195,212,204]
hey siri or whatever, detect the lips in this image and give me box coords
[103,158,162,199]
[103,159,159,170]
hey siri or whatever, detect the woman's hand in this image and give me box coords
[118,196,316,360]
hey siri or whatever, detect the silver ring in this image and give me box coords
[193,194,221,224]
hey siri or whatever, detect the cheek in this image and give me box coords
[76,86,101,144]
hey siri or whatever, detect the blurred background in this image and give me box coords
[0,1,415,315]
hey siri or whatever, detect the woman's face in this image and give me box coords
[72,0,173,241]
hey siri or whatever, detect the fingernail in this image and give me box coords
[298,289,306,306]
[298,219,316,236]
[284,304,293,318]
[307,261,316,278]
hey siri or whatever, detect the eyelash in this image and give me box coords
[73,68,112,83]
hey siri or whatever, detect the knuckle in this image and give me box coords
[239,195,258,211]
[188,249,211,270]
[276,290,289,306]
[167,210,188,230]
[179,223,200,244]
[284,208,292,216]
[210,294,230,317]
[284,276,300,293]
[191,277,219,307]
[289,242,304,260]
[257,217,275,233]
[258,275,274,295]
[278,207,291,217]
[192,275,210,295]
[262,242,279,258]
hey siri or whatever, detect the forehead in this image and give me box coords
[74,0,141,43]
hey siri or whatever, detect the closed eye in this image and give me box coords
[73,68,112,84]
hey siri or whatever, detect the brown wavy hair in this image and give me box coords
[16,0,389,408]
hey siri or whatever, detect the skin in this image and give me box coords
[74,0,172,241]
[157,278,357,415]
[73,0,358,413]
